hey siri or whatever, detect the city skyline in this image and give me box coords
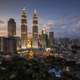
[0,0,80,38]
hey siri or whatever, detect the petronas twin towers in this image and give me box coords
[21,8,38,48]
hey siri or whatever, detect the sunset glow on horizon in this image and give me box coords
[0,0,80,38]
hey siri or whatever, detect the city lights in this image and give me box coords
[0,0,80,80]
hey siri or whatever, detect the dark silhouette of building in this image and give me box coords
[49,32,54,48]
[8,18,16,37]
[0,37,17,54]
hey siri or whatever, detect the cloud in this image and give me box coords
[0,20,4,24]
[46,20,55,30]
[47,20,54,26]
[46,16,80,38]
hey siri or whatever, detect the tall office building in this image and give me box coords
[49,32,54,47]
[41,29,49,48]
[8,18,16,37]
[21,8,28,48]
[32,10,38,48]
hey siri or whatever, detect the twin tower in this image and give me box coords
[21,8,38,48]
[8,8,38,48]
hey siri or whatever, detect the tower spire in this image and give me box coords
[34,9,37,14]
[22,7,26,11]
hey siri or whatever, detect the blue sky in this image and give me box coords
[0,0,80,38]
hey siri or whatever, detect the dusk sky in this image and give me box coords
[0,0,80,38]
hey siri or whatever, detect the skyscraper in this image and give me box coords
[21,8,28,48]
[8,18,16,37]
[41,29,49,48]
[49,32,54,47]
[32,10,38,48]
